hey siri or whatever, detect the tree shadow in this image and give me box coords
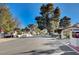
[43,41,62,46]
[43,42,54,45]
[14,50,37,55]
[31,49,55,55]
[59,45,79,55]
[59,45,74,51]
[14,49,55,55]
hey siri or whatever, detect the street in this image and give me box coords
[0,37,78,55]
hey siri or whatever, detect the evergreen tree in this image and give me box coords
[0,4,17,33]
[36,4,54,31]
[35,3,61,35]
[49,7,60,33]
[54,7,60,18]
[60,16,71,28]
[35,16,45,30]
[59,19,63,28]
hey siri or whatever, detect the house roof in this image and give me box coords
[61,23,79,31]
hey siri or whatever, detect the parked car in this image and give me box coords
[0,33,4,38]
[4,33,13,38]
[17,33,33,38]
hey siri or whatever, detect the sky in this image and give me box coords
[6,3,79,28]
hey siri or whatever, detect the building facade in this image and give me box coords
[61,23,79,39]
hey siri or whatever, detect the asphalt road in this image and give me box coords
[0,38,78,55]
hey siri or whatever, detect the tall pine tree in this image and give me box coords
[35,3,60,35]
[59,16,71,28]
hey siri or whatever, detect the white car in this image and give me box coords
[18,33,33,38]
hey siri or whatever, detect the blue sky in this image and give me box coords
[7,3,79,28]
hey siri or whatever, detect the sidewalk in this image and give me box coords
[0,38,16,43]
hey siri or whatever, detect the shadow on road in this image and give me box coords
[14,49,55,55]
[31,49,55,55]
[59,45,79,55]
[59,45,73,51]
[43,42,53,45]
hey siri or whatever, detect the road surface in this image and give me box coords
[0,38,78,55]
